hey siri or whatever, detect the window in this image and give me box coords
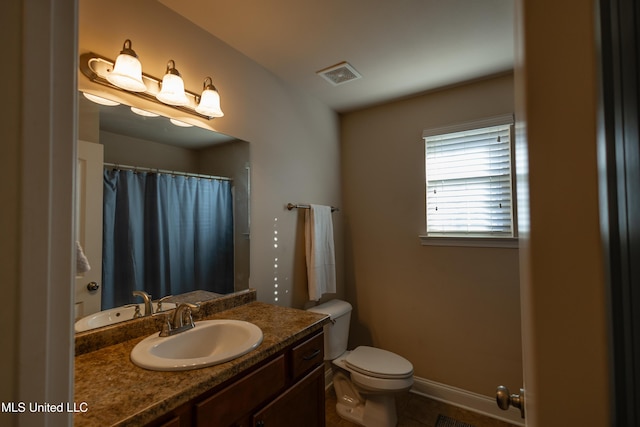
[421,115,517,248]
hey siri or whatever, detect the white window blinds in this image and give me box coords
[423,119,514,238]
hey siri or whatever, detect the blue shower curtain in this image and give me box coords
[101,169,234,310]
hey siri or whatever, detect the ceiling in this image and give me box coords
[158,0,515,113]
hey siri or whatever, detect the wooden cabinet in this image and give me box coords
[156,416,182,427]
[196,355,287,426]
[291,331,324,380]
[252,364,325,427]
[147,331,325,427]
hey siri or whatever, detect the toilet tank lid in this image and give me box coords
[307,299,352,320]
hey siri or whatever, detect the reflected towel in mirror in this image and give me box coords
[76,240,91,274]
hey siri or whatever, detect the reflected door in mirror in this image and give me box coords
[75,140,104,319]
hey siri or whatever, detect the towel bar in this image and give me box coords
[287,203,339,212]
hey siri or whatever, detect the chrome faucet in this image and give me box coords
[160,302,199,337]
[132,290,153,316]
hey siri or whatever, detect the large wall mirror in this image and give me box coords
[76,92,250,332]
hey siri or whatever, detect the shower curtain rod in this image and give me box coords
[287,203,339,212]
[103,162,232,181]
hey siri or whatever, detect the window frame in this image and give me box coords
[419,114,518,248]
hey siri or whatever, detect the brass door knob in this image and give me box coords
[496,385,525,418]
[86,281,100,292]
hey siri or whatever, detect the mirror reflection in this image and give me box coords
[75,93,250,332]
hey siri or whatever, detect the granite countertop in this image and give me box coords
[74,301,329,426]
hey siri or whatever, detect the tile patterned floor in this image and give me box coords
[325,387,520,427]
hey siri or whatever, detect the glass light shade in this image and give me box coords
[156,73,189,106]
[82,92,120,106]
[106,40,147,92]
[130,107,159,117]
[170,118,193,127]
[196,88,224,117]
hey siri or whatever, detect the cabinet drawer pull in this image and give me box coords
[302,349,321,361]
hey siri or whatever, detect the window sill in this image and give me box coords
[419,235,519,248]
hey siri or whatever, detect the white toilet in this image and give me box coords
[308,299,413,427]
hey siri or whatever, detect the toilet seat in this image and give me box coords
[345,346,414,379]
[349,370,414,392]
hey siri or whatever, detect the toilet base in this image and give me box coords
[336,394,398,427]
[333,371,399,427]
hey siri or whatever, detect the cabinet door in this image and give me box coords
[253,364,325,427]
[196,355,286,427]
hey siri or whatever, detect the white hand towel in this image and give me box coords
[76,240,91,274]
[305,204,336,301]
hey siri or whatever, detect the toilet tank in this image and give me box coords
[307,299,352,360]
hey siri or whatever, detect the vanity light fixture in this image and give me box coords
[156,60,190,106]
[79,39,224,120]
[195,77,224,117]
[105,39,147,92]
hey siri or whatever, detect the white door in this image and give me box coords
[75,140,104,320]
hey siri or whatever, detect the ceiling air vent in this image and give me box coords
[316,62,362,86]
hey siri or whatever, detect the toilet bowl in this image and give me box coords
[308,300,414,427]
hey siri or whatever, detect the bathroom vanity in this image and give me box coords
[74,299,329,426]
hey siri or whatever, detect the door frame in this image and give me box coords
[3,0,78,425]
[598,0,640,424]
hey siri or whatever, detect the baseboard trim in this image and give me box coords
[324,368,523,426]
[411,377,524,426]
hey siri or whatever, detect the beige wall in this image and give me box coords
[341,73,522,396]
[79,0,343,308]
[100,131,199,171]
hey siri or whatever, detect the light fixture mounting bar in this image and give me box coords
[79,52,213,120]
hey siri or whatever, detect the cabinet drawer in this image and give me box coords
[291,332,324,380]
[195,355,286,427]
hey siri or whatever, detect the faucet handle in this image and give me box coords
[159,315,172,337]
[156,295,173,312]
[176,302,199,312]
[123,304,142,319]
[182,302,199,325]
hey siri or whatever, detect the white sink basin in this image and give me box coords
[130,319,263,371]
[74,302,177,332]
